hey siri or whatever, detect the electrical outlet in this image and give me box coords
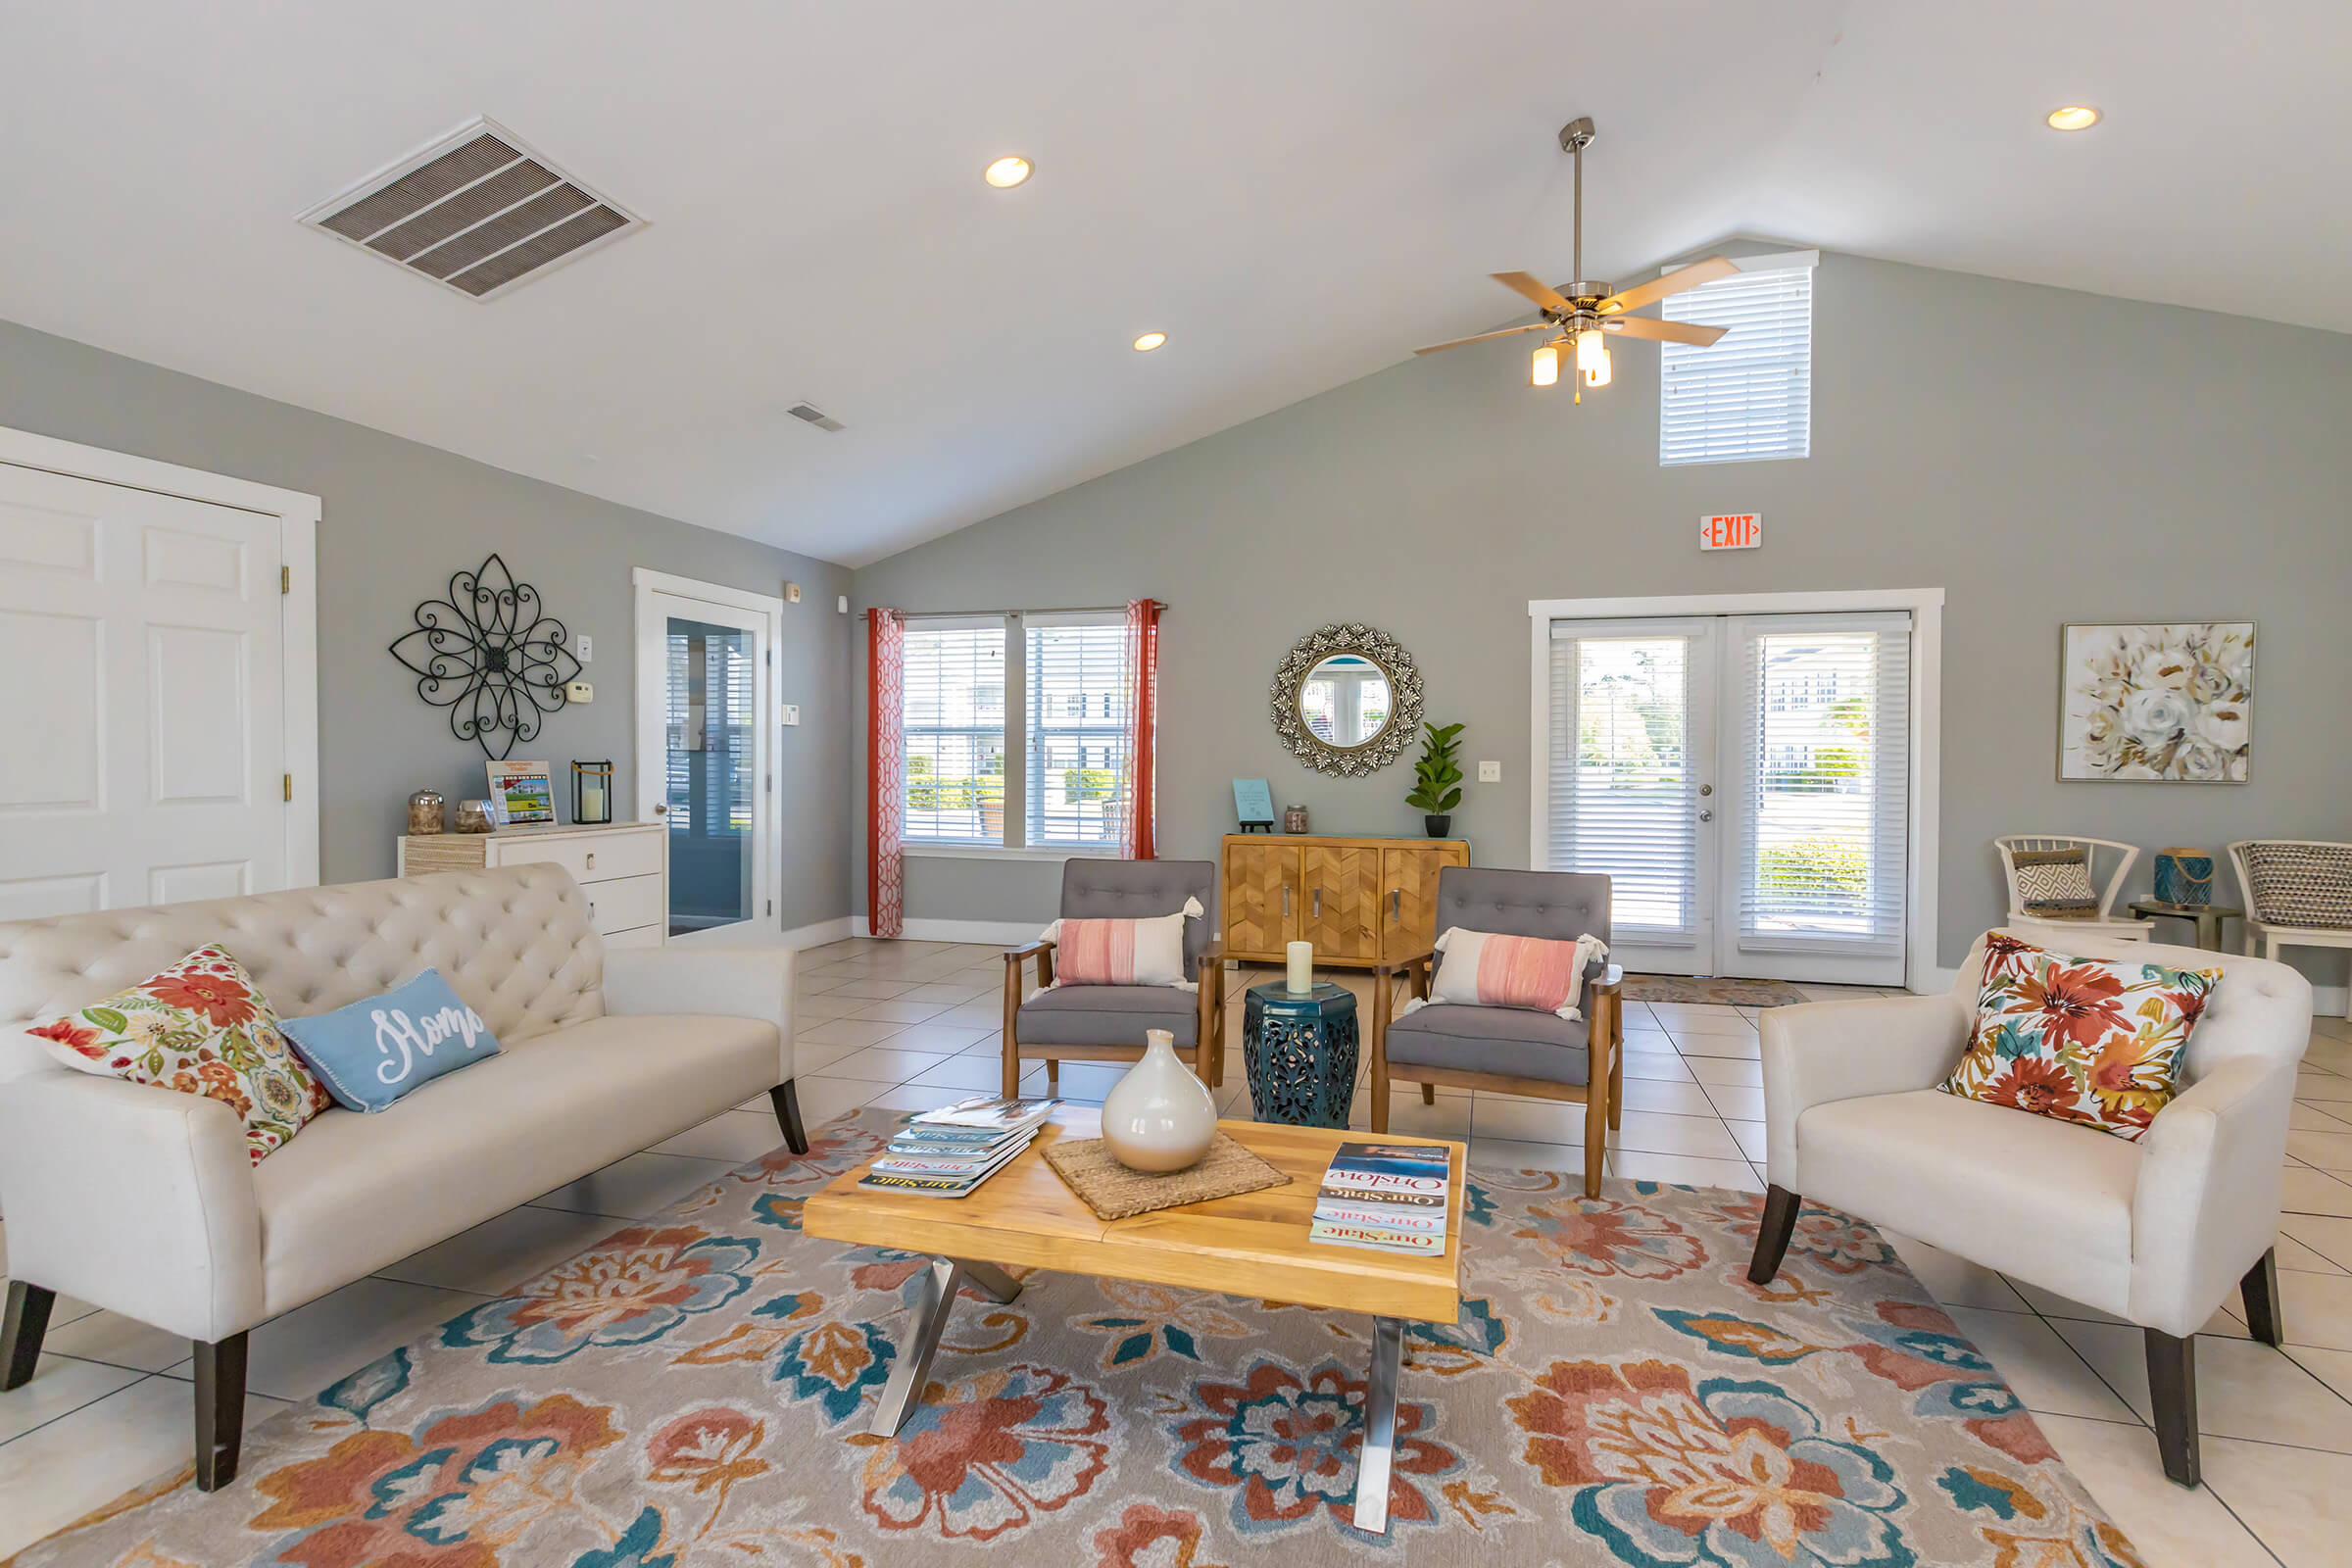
[780,704,800,726]
[565,679,594,703]
[575,633,592,662]
[1477,760,1501,783]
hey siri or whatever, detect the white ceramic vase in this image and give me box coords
[1101,1027,1217,1173]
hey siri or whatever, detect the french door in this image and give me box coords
[1544,612,1913,984]
[633,575,780,941]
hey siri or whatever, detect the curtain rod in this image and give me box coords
[858,602,1165,620]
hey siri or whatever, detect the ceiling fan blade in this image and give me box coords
[1596,256,1740,316]
[1412,322,1553,356]
[1599,316,1727,346]
[1491,270,1574,314]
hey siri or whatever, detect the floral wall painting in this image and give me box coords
[2058,621,2253,782]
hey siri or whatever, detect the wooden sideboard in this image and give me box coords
[1220,834,1469,967]
[398,821,668,948]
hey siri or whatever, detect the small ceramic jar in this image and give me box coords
[455,800,496,834]
[1283,805,1310,834]
[1100,1028,1216,1173]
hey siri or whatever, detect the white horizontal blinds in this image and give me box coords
[1660,252,1814,466]
[663,618,755,837]
[1733,612,1910,954]
[1548,623,1701,938]
[1026,612,1129,849]
[901,616,1006,844]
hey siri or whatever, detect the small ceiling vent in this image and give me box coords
[787,403,846,432]
[300,118,642,300]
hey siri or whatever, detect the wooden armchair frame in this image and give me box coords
[1001,939,1227,1098]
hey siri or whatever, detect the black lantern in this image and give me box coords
[571,760,613,824]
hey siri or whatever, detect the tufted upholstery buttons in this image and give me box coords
[0,864,607,1082]
[1434,866,1612,949]
[1059,859,1219,966]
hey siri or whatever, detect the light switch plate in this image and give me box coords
[565,679,593,703]
[1477,760,1501,782]
[575,633,592,662]
[780,704,800,726]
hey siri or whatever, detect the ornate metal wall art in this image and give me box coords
[1268,623,1424,776]
[389,554,583,759]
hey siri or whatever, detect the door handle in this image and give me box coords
[1390,889,1401,922]
[1312,888,1322,918]
[1281,885,1292,917]
[654,804,668,814]
[1698,808,1715,823]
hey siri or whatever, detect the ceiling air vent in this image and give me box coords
[787,403,846,432]
[300,118,642,300]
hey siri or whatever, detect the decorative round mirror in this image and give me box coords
[1269,624,1425,776]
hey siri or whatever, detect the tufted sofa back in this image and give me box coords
[0,864,606,1082]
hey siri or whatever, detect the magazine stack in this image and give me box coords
[1308,1140,1451,1254]
[858,1096,1061,1198]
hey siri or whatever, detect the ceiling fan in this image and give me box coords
[1416,117,1737,398]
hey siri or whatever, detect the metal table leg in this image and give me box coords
[868,1256,1022,1438]
[1351,1315,1404,1534]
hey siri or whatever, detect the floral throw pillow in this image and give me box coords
[1938,932,2221,1141]
[27,944,331,1164]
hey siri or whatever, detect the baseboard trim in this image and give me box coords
[853,916,1038,945]
[779,916,857,950]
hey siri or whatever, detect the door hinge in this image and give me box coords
[766,773,773,792]
[766,899,774,915]
[282,773,293,802]
[764,647,772,666]
[280,565,290,594]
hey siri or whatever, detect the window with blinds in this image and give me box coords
[1659,251,1813,466]
[663,618,755,839]
[902,619,1006,844]
[1027,613,1129,849]
[1546,626,1700,937]
[1731,613,1909,955]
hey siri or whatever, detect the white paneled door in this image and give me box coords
[0,462,290,920]
[1545,612,1914,985]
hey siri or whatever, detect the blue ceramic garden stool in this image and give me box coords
[1242,980,1359,1127]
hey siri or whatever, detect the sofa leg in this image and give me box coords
[1747,1185,1802,1285]
[3,1280,56,1391]
[769,1081,808,1155]
[193,1333,248,1492]
[2144,1328,2201,1487]
[2240,1248,2283,1347]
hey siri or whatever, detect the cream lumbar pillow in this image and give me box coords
[1036,897,1203,992]
[1409,928,1610,1021]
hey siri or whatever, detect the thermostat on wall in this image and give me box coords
[565,679,594,703]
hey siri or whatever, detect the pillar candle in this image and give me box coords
[1286,941,1314,994]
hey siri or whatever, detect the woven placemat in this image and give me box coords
[1043,1133,1291,1221]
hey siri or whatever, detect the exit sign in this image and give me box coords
[1699,513,1762,551]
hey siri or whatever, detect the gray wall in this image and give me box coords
[0,318,854,929]
[852,252,2352,983]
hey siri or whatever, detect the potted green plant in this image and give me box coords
[1405,721,1464,838]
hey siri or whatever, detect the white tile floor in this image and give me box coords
[3,937,2349,1564]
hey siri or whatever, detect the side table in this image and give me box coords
[2127,900,2243,952]
[1242,980,1358,1127]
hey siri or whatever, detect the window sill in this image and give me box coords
[901,843,1121,862]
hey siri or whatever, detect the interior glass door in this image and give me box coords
[662,613,758,935]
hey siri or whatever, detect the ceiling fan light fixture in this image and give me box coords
[983,155,1034,187]
[1530,342,1560,387]
[1576,328,1611,388]
[2045,105,2101,131]
[1132,331,1166,352]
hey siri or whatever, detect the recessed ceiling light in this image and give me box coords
[1132,331,1166,352]
[983,156,1033,188]
[2046,105,2101,131]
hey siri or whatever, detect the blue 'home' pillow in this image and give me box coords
[280,968,502,1112]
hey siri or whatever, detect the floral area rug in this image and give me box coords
[1621,974,1816,1008]
[20,1107,2140,1567]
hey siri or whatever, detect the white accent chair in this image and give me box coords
[0,864,803,1491]
[1747,930,2311,1487]
[2230,839,2352,1019]
[1994,834,2153,945]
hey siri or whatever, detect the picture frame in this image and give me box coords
[485,759,559,824]
[2057,622,2253,783]
[1232,777,1276,830]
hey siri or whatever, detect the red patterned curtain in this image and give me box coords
[1121,598,1160,860]
[866,609,906,937]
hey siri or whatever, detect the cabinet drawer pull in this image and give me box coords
[1312,887,1322,918]
[1390,888,1401,921]
[585,852,597,869]
[1282,885,1292,917]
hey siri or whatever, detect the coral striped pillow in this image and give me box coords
[1038,897,1203,989]
[1426,928,1609,1020]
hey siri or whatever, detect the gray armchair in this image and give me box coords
[1002,858,1225,1097]
[1369,866,1622,1197]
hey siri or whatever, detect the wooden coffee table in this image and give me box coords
[802,1105,1465,1535]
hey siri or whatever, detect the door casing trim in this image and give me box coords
[1528,588,1944,992]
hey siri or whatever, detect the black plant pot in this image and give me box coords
[1424,814,1451,838]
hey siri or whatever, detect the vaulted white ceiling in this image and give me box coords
[2,2,2344,564]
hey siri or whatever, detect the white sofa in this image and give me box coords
[1746,929,2311,1488]
[0,863,805,1490]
